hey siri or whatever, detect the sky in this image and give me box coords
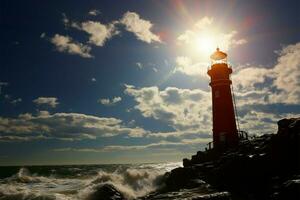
[0,0,299,165]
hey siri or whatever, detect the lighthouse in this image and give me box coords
[207,48,239,149]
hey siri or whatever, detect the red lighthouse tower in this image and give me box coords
[207,48,239,149]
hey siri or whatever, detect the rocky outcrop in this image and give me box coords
[143,117,300,200]
[86,184,125,200]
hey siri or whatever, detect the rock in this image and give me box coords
[145,118,300,200]
[191,191,231,200]
[165,167,200,190]
[139,187,231,200]
[86,184,125,200]
[183,158,191,167]
[277,118,300,135]
[276,178,300,200]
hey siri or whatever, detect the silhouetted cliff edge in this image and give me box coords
[141,117,300,200]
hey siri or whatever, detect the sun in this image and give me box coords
[195,35,216,55]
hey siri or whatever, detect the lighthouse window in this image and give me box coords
[215,91,220,98]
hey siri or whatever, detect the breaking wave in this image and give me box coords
[0,163,181,200]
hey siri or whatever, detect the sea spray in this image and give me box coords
[79,168,165,199]
[0,162,181,200]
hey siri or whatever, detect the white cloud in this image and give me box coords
[91,77,97,82]
[88,9,101,16]
[232,67,271,91]
[175,56,208,77]
[136,62,143,69]
[40,32,46,38]
[232,42,300,105]
[272,43,300,104]
[0,112,149,142]
[124,85,211,133]
[225,42,300,134]
[194,17,213,30]
[62,13,118,47]
[80,21,118,46]
[57,11,160,53]
[174,17,247,77]
[50,34,92,58]
[98,96,122,106]
[33,97,59,108]
[53,138,211,153]
[237,110,294,135]
[120,11,161,43]
[177,17,247,51]
[62,13,69,26]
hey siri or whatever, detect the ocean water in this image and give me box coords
[0,162,181,200]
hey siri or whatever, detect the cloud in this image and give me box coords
[177,16,247,51]
[55,11,159,56]
[232,42,300,105]
[272,43,300,104]
[11,98,22,105]
[40,32,46,38]
[62,14,118,47]
[237,110,295,135]
[50,34,92,58]
[80,21,118,46]
[225,42,300,134]
[91,77,97,82]
[136,62,143,69]
[0,135,48,142]
[0,112,149,142]
[232,67,271,91]
[194,17,213,29]
[175,56,208,77]
[53,138,211,153]
[33,97,59,108]
[120,11,161,43]
[88,9,101,16]
[98,96,122,106]
[124,85,211,133]
[174,17,247,77]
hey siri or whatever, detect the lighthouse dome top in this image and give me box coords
[210,48,227,60]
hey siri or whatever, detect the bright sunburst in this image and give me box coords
[195,35,216,55]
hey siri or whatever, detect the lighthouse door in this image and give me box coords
[220,132,227,144]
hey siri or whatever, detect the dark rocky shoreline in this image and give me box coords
[146,117,300,200]
[96,118,300,200]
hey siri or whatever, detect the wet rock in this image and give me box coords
[165,167,200,190]
[276,178,300,200]
[140,186,231,200]
[86,184,125,200]
[183,158,191,168]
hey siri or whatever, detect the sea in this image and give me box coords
[0,162,182,200]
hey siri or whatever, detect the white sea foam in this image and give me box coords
[0,163,181,200]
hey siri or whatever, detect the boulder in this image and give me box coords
[165,167,200,190]
[183,158,192,167]
[276,178,300,200]
[86,184,125,200]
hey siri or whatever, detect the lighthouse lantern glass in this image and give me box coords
[211,57,227,65]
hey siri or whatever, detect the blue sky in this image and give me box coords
[0,0,299,165]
